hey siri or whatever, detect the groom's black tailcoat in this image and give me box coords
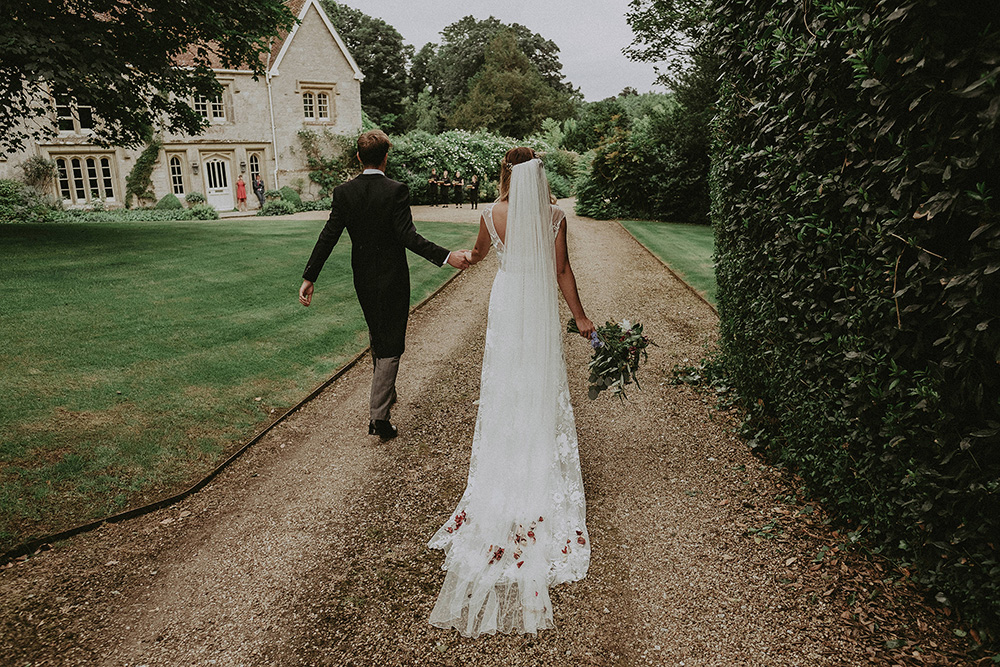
[303,173,449,358]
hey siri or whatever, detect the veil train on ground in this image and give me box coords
[428,158,590,637]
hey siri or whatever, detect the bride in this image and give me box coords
[428,147,596,637]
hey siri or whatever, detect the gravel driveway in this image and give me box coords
[0,204,972,666]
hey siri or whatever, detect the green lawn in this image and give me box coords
[620,220,717,305]
[0,218,477,551]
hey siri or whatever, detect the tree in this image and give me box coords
[320,1,412,131]
[448,31,574,139]
[624,0,711,77]
[431,16,579,114]
[401,89,443,134]
[0,0,296,155]
[409,43,442,99]
[563,97,630,153]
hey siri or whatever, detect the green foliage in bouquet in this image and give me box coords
[567,318,652,402]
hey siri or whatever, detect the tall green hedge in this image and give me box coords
[710,0,1000,631]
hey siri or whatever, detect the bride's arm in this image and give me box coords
[467,215,492,265]
[555,220,595,338]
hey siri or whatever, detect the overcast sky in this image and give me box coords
[334,0,666,101]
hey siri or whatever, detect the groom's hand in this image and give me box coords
[299,279,314,306]
[447,251,471,270]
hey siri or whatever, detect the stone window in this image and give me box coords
[298,82,336,123]
[249,152,262,183]
[53,154,117,204]
[193,81,232,124]
[195,94,225,120]
[169,155,185,195]
[56,94,95,134]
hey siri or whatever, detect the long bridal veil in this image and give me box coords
[428,159,589,637]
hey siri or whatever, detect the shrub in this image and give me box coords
[710,0,1000,632]
[53,207,220,223]
[263,189,282,201]
[279,186,302,209]
[185,191,206,205]
[298,127,579,205]
[547,172,573,200]
[19,156,57,191]
[154,193,183,210]
[187,204,219,220]
[573,94,710,224]
[298,197,331,212]
[257,200,296,216]
[0,179,59,223]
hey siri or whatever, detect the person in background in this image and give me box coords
[253,174,266,208]
[236,175,248,212]
[427,168,439,207]
[467,174,480,210]
[440,170,452,208]
[452,170,465,209]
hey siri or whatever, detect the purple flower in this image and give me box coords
[590,333,603,349]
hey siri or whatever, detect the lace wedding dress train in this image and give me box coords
[428,160,590,637]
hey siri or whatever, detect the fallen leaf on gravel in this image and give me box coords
[160,518,174,525]
[105,560,119,566]
[785,557,797,566]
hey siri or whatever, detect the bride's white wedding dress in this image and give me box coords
[428,159,589,637]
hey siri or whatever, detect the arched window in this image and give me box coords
[302,92,315,119]
[53,153,116,204]
[56,159,71,200]
[249,153,261,183]
[317,93,330,119]
[169,156,184,195]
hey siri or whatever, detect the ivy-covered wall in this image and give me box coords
[710,0,1000,629]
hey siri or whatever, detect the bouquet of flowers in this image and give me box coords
[567,317,653,402]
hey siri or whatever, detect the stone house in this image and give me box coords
[0,0,363,211]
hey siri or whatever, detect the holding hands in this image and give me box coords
[447,250,473,270]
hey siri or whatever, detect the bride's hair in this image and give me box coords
[497,147,556,203]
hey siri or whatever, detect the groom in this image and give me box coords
[299,130,470,440]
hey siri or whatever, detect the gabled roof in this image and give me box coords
[271,0,364,80]
[174,0,363,80]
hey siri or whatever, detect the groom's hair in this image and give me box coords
[357,130,392,167]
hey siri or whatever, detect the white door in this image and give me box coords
[204,156,233,210]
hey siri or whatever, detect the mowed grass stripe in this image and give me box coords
[0,218,477,551]
[619,220,717,305]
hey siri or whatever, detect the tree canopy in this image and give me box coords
[0,0,296,155]
[448,31,575,139]
[320,1,412,131]
[424,16,579,115]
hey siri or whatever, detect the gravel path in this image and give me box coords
[0,204,971,666]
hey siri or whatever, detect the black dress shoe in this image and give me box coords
[368,419,398,440]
